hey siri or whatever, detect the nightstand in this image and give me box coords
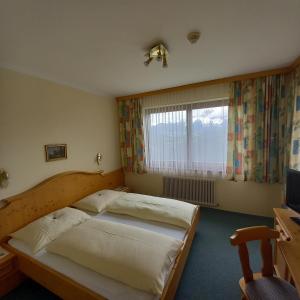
[114,186,130,192]
[0,246,25,297]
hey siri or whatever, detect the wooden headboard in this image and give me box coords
[0,169,124,241]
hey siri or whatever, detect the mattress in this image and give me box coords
[9,212,187,300]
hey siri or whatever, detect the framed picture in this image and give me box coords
[45,144,67,162]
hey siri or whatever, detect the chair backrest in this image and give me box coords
[230,226,279,283]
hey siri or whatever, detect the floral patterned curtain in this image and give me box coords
[118,98,146,173]
[290,67,300,170]
[227,73,294,183]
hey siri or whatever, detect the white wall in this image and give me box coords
[0,68,121,199]
[125,173,283,217]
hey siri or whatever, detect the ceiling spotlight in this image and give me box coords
[187,31,201,44]
[162,55,168,68]
[144,43,168,68]
[144,56,153,66]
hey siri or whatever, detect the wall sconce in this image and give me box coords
[96,153,104,174]
[0,169,9,188]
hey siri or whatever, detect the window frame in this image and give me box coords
[143,99,229,174]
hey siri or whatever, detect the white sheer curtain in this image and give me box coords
[143,99,228,177]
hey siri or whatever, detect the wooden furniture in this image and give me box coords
[0,169,124,241]
[274,208,300,293]
[0,246,25,297]
[230,226,300,300]
[0,169,199,300]
[114,185,130,192]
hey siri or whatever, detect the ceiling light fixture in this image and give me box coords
[144,43,168,68]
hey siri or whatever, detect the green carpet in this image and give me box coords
[175,208,272,300]
[3,208,273,300]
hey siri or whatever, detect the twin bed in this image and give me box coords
[0,169,200,300]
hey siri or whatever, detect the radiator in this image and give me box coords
[162,176,217,207]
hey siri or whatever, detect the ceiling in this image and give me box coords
[1,0,300,97]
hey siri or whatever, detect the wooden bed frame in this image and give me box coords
[0,169,200,300]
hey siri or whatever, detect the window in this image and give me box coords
[144,100,228,176]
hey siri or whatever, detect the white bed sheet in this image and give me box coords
[89,211,187,241]
[9,212,187,300]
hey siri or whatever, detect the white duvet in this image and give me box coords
[46,218,182,295]
[106,193,197,229]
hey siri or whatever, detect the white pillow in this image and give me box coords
[72,189,125,213]
[10,207,90,253]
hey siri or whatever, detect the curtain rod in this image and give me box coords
[116,55,300,102]
[142,97,229,110]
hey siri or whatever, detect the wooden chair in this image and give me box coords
[230,226,300,300]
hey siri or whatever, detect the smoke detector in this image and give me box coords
[187,31,201,44]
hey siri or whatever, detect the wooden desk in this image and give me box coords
[274,208,300,293]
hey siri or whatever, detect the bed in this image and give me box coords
[0,169,200,300]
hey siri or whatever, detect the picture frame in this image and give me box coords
[45,144,67,162]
